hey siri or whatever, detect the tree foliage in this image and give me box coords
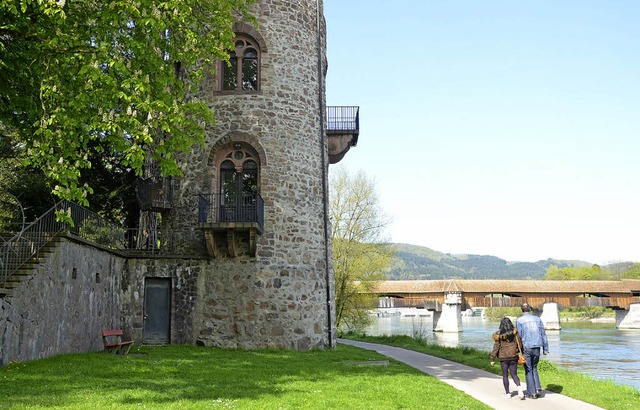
[329,167,394,333]
[545,263,640,280]
[620,264,640,279]
[0,126,54,230]
[1,0,254,206]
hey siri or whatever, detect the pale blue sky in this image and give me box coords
[324,1,640,264]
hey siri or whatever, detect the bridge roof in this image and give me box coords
[373,279,640,295]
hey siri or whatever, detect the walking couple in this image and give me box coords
[489,303,549,400]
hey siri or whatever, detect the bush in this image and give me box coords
[561,306,612,319]
[484,307,521,321]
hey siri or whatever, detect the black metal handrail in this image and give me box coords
[327,106,360,136]
[1,192,267,289]
[0,200,127,287]
[198,193,264,230]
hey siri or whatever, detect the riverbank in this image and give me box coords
[482,306,617,323]
[565,316,615,323]
[340,338,604,410]
[343,333,640,409]
[366,311,640,391]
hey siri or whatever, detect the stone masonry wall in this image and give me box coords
[120,255,332,350]
[0,236,124,365]
[120,258,202,344]
[195,258,330,350]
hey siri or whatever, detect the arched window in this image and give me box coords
[219,35,260,93]
[217,143,260,222]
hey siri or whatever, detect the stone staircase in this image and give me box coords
[0,237,61,299]
[0,200,134,300]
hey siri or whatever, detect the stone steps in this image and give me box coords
[1,237,61,298]
[3,271,32,288]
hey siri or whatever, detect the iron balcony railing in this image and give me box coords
[136,177,174,212]
[198,193,264,231]
[120,227,165,256]
[327,106,360,136]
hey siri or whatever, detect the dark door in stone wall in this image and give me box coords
[143,278,171,344]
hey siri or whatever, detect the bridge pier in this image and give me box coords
[540,302,561,330]
[378,296,394,308]
[616,303,640,329]
[433,292,462,333]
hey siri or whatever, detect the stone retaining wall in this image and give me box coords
[0,237,124,365]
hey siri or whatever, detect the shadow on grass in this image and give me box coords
[0,344,489,409]
[546,383,564,393]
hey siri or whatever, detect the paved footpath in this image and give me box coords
[338,339,604,410]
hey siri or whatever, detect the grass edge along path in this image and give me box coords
[0,344,491,410]
[342,333,640,410]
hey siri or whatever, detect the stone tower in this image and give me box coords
[122,0,348,350]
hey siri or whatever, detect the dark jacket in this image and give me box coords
[490,329,522,362]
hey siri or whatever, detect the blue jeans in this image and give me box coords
[523,347,542,395]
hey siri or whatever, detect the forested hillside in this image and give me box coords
[387,243,592,280]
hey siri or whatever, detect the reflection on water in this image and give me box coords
[365,311,640,391]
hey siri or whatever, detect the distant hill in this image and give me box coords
[388,243,593,280]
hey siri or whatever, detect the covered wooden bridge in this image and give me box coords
[372,279,640,311]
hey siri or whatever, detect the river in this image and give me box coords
[365,309,640,391]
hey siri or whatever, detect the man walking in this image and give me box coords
[515,303,549,399]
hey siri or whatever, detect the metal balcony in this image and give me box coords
[198,193,264,258]
[327,106,360,137]
[136,177,173,212]
[326,106,359,164]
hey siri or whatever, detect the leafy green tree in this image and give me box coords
[79,140,139,226]
[329,167,394,333]
[620,263,640,279]
[563,306,610,319]
[0,126,55,229]
[1,0,255,208]
[545,264,613,280]
[545,265,568,280]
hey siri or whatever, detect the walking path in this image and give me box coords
[338,339,604,410]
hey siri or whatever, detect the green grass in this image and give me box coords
[342,333,640,409]
[0,344,491,410]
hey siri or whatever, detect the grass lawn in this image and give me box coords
[343,334,640,410]
[0,344,491,410]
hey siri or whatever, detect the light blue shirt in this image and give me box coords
[516,312,549,354]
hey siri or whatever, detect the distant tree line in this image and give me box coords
[545,263,640,280]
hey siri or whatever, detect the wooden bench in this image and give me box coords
[101,329,134,354]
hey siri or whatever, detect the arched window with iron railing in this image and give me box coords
[198,141,264,257]
[219,153,258,222]
[198,142,263,228]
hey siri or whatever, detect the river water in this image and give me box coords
[365,310,640,391]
